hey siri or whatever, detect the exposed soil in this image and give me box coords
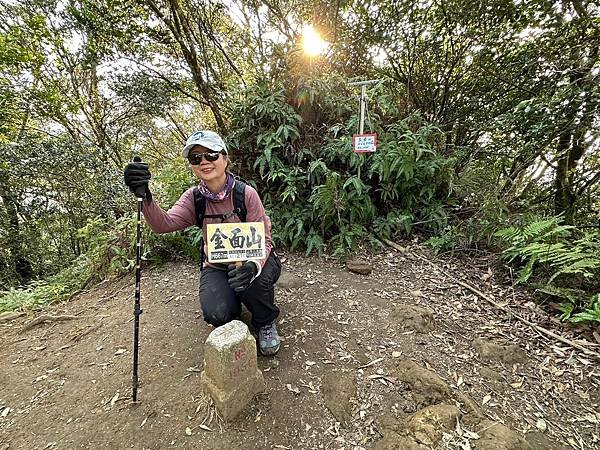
[1,242,599,449]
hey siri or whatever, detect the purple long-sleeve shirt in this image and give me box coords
[142,185,273,269]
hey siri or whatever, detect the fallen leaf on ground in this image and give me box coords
[286,384,300,394]
[463,429,480,439]
[359,357,384,369]
[510,378,524,389]
[482,268,492,281]
[536,418,547,432]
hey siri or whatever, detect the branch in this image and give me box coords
[383,239,600,360]
[20,314,79,333]
[539,152,557,170]
[165,111,188,141]
[576,170,600,197]
[261,0,296,41]
[477,64,537,96]
[196,13,246,86]
[121,56,206,105]
[0,311,25,323]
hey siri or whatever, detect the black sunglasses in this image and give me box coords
[188,151,223,165]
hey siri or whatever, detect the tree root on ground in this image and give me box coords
[71,323,102,342]
[0,311,26,323]
[19,315,79,333]
[383,238,600,360]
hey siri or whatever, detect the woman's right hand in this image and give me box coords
[124,159,152,201]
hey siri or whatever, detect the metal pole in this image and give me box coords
[347,79,380,135]
[347,79,380,87]
[132,157,145,402]
[359,84,367,134]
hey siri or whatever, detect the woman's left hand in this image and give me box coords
[227,261,258,292]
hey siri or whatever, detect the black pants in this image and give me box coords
[199,251,281,329]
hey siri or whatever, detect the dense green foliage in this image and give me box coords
[0,0,598,321]
[228,80,451,255]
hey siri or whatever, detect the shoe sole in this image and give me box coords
[259,343,280,356]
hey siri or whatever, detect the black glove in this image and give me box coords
[227,261,258,292]
[124,158,152,201]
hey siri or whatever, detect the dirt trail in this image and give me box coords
[0,243,598,449]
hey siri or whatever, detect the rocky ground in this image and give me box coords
[0,242,598,449]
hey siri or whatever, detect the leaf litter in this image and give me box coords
[1,246,598,448]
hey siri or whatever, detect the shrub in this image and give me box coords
[495,216,600,324]
[227,78,453,255]
[0,256,91,312]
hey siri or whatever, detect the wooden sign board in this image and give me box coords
[353,133,377,153]
[206,222,266,263]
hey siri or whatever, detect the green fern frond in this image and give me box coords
[533,284,582,302]
[516,257,536,283]
[522,217,556,239]
[549,258,600,283]
[569,294,600,324]
[493,226,519,240]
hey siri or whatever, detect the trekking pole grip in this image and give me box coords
[132,156,147,199]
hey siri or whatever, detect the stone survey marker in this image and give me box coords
[201,320,265,420]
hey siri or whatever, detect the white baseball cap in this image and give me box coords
[182,130,228,157]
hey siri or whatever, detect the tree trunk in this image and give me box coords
[0,173,32,286]
[145,0,227,133]
[553,129,574,222]
[552,33,595,223]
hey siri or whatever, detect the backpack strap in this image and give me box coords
[193,187,207,269]
[232,179,247,222]
[194,180,248,225]
[193,187,206,227]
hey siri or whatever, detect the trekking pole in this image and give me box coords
[132,156,145,402]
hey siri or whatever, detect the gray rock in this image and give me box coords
[393,359,451,407]
[475,420,534,450]
[391,304,436,333]
[474,338,527,365]
[375,404,460,450]
[346,259,372,275]
[321,371,356,425]
[276,271,304,289]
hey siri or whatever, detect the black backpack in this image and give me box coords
[193,179,248,268]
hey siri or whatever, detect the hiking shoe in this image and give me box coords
[258,323,280,356]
